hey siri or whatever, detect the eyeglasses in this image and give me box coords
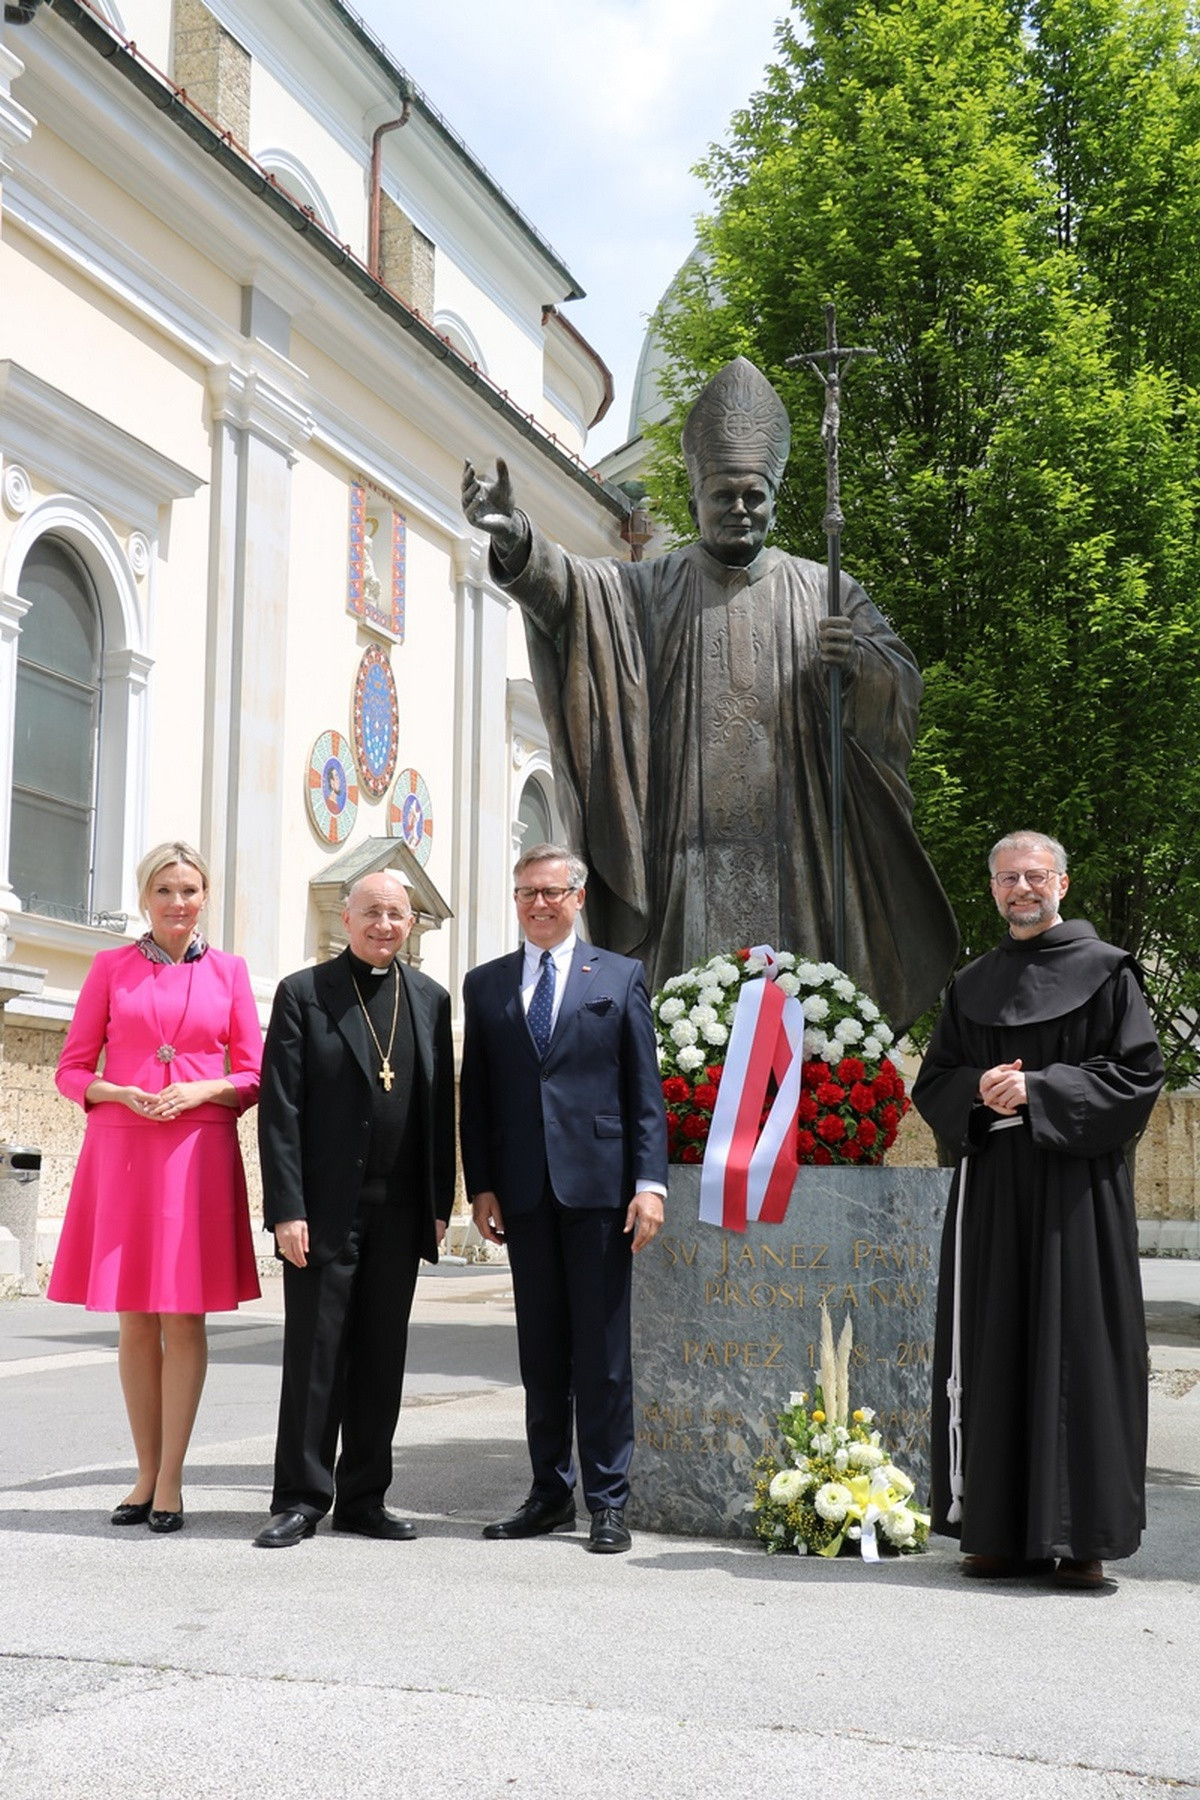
[991,869,1060,890]
[514,885,578,903]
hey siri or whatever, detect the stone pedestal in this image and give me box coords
[630,1165,950,1537]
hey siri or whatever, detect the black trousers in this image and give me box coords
[503,1188,633,1513]
[270,1199,422,1519]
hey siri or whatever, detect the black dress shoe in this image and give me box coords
[331,1506,416,1541]
[483,1494,576,1539]
[110,1500,153,1527]
[587,1506,631,1554]
[253,1509,317,1549]
[147,1504,184,1535]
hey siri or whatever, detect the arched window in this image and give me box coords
[517,775,554,851]
[11,537,103,919]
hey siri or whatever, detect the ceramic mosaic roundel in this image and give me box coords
[352,645,400,800]
[388,767,433,866]
[307,729,359,844]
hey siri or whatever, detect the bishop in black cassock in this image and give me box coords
[913,835,1164,1584]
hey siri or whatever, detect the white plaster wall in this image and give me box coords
[434,249,545,420]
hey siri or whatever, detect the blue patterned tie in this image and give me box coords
[527,948,556,1059]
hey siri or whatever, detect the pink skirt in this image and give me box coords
[47,1108,261,1313]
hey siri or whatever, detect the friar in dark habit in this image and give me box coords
[462,356,956,1033]
[912,831,1165,1589]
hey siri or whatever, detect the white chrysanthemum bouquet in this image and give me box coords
[750,1304,930,1559]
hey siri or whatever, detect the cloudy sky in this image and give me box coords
[351,0,788,456]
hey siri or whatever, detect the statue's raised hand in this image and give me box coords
[462,457,524,561]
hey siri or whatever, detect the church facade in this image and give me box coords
[0,0,632,1262]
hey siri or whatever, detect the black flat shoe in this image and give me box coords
[331,1506,416,1541]
[253,1509,317,1549]
[483,1494,576,1540]
[587,1506,632,1554]
[110,1500,153,1527]
[147,1504,184,1535]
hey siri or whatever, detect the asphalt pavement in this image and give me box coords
[1,1257,1197,1799]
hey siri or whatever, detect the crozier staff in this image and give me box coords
[49,840,262,1534]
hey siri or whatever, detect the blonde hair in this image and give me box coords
[136,840,211,915]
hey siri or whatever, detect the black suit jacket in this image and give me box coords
[258,951,455,1265]
[459,940,667,1215]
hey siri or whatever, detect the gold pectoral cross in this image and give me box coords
[379,1059,394,1092]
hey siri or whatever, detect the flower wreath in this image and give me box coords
[652,949,910,1166]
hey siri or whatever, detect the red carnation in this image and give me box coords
[681,1114,708,1142]
[736,948,751,962]
[813,1145,833,1166]
[796,1129,817,1157]
[872,1071,895,1099]
[837,1057,866,1084]
[681,1144,703,1164]
[816,1082,847,1108]
[817,1114,846,1144]
[706,1064,724,1086]
[856,1118,879,1149]
[663,1076,690,1104]
[881,1103,900,1131]
[797,1092,819,1124]
[802,1060,831,1088]
[842,1139,864,1162]
[882,1127,898,1150]
[693,1083,718,1112]
[881,1057,898,1078]
[850,1081,876,1114]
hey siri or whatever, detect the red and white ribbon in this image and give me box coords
[699,946,806,1232]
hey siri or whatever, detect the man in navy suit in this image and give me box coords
[460,844,667,1553]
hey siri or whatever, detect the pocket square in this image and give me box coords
[584,996,615,1012]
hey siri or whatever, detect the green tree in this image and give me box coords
[648,0,1200,1080]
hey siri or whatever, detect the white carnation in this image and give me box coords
[658,997,685,1023]
[834,1017,864,1043]
[832,978,857,1001]
[880,1506,917,1545]
[816,962,840,981]
[689,1004,718,1026]
[670,1019,698,1046]
[697,986,724,1009]
[862,1036,883,1060]
[774,973,800,997]
[814,1482,853,1522]
[744,955,765,974]
[859,998,880,1021]
[804,995,830,1022]
[848,1442,886,1470]
[875,1023,894,1046]
[676,1044,705,1072]
[774,952,796,970]
[701,1020,728,1046]
[713,962,742,987]
[795,961,822,986]
[803,1029,829,1058]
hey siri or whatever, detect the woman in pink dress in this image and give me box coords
[48,841,262,1533]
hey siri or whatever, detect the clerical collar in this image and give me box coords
[347,949,396,981]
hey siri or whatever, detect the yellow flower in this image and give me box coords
[811,1409,826,1424]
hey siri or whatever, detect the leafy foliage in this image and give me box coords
[647,0,1200,1081]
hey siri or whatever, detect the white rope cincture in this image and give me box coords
[946,1113,1023,1526]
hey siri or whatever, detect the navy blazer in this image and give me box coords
[460,940,667,1215]
[258,951,456,1266]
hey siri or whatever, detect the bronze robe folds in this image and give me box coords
[496,525,957,1030]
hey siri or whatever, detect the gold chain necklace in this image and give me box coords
[350,964,400,1091]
